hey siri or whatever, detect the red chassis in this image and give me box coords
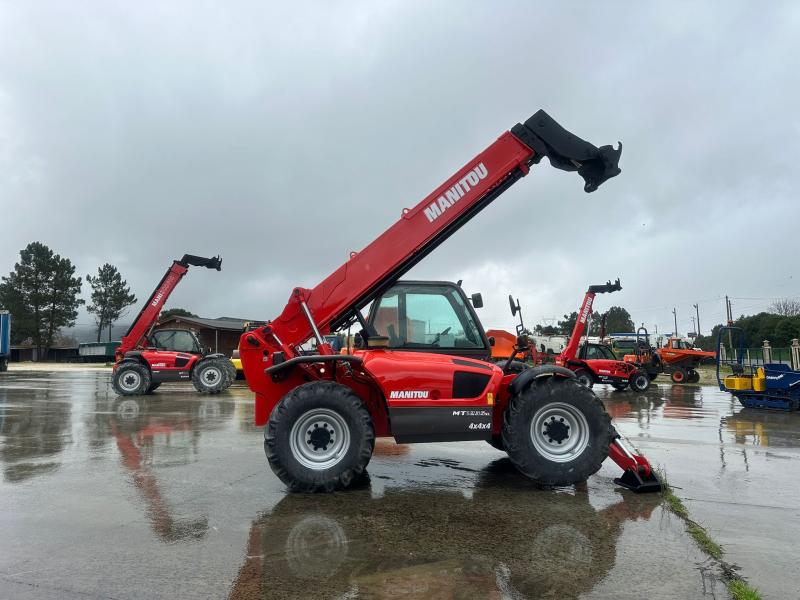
[241,110,660,493]
[112,255,235,396]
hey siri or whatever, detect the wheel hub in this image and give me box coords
[119,370,141,391]
[530,402,590,463]
[543,417,570,444]
[307,422,334,451]
[289,408,350,470]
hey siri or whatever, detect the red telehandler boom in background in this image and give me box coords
[240,110,661,494]
[112,254,235,396]
[556,280,651,393]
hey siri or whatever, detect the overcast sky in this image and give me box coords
[2,1,799,337]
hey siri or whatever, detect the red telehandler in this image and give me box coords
[555,280,651,393]
[240,110,661,494]
[112,254,235,396]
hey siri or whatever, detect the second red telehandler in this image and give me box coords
[555,280,651,393]
[112,254,236,396]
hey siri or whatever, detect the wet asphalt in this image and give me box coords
[0,367,797,599]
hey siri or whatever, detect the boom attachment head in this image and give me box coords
[179,254,222,271]
[511,110,622,192]
[588,278,622,294]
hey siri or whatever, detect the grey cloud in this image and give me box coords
[1,1,798,336]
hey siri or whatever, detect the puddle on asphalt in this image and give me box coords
[1,370,794,598]
[227,461,660,600]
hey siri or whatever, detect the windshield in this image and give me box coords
[583,344,617,360]
[150,330,201,353]
[370,284,483,350]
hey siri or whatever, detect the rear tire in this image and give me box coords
[574,369,593,388]
[113,362,151,396]
[192,358,229,394]
[610,383,628,391]
[629,371,650,393]
[688,369,700,383]
[671,367,688,384]
[502,377,612,486]
[146,382,161,394]
[265,381,374,492]
[222,359,237,387]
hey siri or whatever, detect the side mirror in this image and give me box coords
[508,295,519,317]
[488,336,495,347]
[471,293,483,309]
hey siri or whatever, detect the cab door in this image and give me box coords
[365,281,498,442]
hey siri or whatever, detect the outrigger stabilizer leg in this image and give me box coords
[607,428,662,493]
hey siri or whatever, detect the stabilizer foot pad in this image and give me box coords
[614,468,662,494]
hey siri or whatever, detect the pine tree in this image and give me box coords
[86,264,137,342]
[0,242,83,358]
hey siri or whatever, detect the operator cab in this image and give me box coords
[148,329,204,355]
[365,281,491,360]
[579,343,617,361]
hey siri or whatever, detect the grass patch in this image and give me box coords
[728,579,762,600]
[657,470,762,599]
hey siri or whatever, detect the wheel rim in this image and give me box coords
[289,408,351,470]
[118,369,142,392]
[201,365,222,386]
[673,371,684,382]
[116,399,140,420]
[530,402,590,463]
[285,515,348,578]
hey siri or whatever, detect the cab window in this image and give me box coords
[370,285,483,350]
[150,330,200,353]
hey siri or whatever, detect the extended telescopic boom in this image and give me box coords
[252,111,622,365]
[559,279,622,362]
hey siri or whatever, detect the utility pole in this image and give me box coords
[693,303,700,337]
[725,295,734,358]
[690,315,696,337]
[672,307,678,336]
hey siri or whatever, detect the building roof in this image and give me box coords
[158,315,250,331]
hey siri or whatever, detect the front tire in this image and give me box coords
[629,371,650,392]
[265,381,374,492]
[610,383,628,391]
[502,377,612,486]
[192,359,229,394]
[146,382,161,394]
[688,369,700,383]
[113,362,151,396]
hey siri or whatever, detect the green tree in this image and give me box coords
[160,307,197,320]
[86,264,137,342]
[533,323,558,336]
[558,311,578,336]
[0,242,83,358]
[601,306,635,334]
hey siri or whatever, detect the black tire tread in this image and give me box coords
[112,362,151,396]
[265,381,374,493]
[502,377,612,486]
[192,358,229,394]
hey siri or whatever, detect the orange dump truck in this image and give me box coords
[656,337,715,383]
